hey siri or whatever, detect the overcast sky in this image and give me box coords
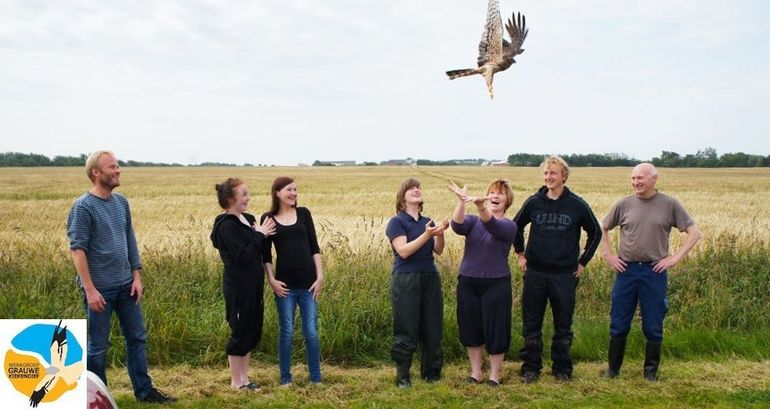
[2,0,769,165]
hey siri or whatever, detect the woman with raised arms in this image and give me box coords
[448,179,517,386]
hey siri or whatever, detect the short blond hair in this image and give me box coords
[85,150,114,182]
[541,155,570,182]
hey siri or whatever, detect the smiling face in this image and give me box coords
[228,183,250,214]
[487,187,509,214]
[631,163,658,198]
[276,182,298,208]
[485,179,513,214]
[543,163,566,191]
[94,153,121,191]
[404,185,423,206]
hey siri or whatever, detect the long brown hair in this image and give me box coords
[395,178,422,214]
[269,176,296,215]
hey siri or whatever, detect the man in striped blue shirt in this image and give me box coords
[67,151,175,404]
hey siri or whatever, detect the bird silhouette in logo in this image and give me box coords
[446,0,528,98]
[28,320,83,407]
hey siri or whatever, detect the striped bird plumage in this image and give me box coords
[446,0,528,99]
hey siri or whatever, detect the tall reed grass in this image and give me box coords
[1,221,768,366]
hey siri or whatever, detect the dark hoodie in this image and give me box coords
[210,212,266,289]
[513,186,601,274]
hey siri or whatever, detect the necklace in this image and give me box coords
[277,211,295,224]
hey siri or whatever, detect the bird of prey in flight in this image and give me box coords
[446,0,528,99]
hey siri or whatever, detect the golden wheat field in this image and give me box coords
[1,166,770,263]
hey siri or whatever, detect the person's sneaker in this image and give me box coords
[396,377,411,388]
[554,372,572,382]
[520,371,540,384]
[139,387,177,404]
[486,379,500,387]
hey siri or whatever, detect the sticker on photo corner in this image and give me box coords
[1,319,87,408]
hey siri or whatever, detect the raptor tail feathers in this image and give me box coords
[446,68,481,80]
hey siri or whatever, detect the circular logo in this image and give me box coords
[3,321,84,406]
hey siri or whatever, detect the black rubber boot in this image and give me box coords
[643,341,662,381]
[395,361,411,388]
[601,337,626,379]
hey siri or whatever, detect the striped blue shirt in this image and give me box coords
[66,192,141,289]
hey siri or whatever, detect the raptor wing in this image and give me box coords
[477,0,503,67]
[504,11,528,58]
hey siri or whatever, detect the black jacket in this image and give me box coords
[211,212,266,290]
[513,186,601,274]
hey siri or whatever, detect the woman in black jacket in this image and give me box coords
[211,178,275,390]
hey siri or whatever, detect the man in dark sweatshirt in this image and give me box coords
[513,156,601,383]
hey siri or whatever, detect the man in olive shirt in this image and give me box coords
[599,163,701,381]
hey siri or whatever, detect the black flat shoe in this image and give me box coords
[466,376,482,385]
[238,382,260,391]
[486,379,500,387]
[245,382,261,390]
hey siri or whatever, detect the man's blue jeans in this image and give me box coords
[82,283,153,399]
[609,262,669,342]
[275,289,321,384]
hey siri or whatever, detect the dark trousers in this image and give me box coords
[390,271,443,380]
[456,275,512,355]
[223,279,264,356]
[519,269,578,375]
[610,262,668,342]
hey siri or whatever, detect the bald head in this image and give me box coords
[631,162,658,198]
[633,162,658,177]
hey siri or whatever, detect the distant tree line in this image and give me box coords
[507,148,770,168]
[0,152,274,167]
[507,153,640,167]
[3,149,770,168]
[0,152,183,167]
[650,147,770,168]
[416,159,486,166]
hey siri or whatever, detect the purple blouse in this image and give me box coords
[451,215,518,279]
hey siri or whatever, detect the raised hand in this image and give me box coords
[448,181,469,201]
[254,216,276,237]
[468,195,490,206]
[425,219,448,236]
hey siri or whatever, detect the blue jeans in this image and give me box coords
[82,283,153,399]
[609,262,669,342]
[275,290,321,384]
